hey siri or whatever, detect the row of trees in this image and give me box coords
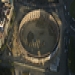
[0,67,12,75]
[68,36,75,73]
[70,0,75,19]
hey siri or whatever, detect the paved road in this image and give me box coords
[58,1,69,75]
[63,0,75,29]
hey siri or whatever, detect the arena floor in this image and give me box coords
[20,18,58,56]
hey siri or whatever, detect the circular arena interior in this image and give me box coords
[19,9,60,57]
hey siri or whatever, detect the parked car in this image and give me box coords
[64,35,69,51]
[64,5,66,10]
[64,49,68,53]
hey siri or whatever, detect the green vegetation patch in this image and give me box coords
[68,36,75,73]
[0,67,12,75]
[1,45,7,51]
[70,0,75,19]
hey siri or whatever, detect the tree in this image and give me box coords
[68,36,75,73]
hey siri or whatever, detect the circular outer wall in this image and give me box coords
[19,9,60,58]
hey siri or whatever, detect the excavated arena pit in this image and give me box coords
[19,9,59,58]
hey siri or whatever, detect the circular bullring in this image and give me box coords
[19,9,60,57]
